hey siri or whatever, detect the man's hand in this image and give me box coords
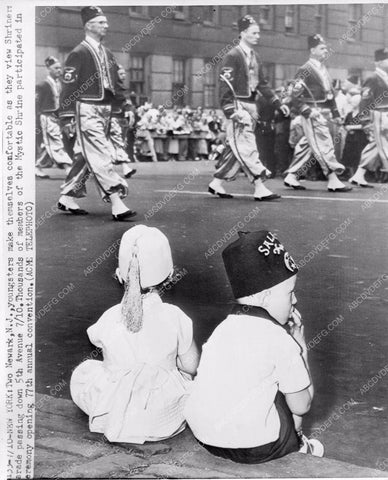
[332,116,343,126]
[62,118,76,139]
[309,108,321,120]
[279,104,290,117]
[230,111,246,127]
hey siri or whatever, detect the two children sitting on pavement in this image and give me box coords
[71,226,323,460]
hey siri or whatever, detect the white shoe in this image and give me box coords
[299,434,324,457]
[284,173,301,187]
[209,178,226,195]
[349,168,366,185]
[254,179,274,198]
[327,172,347,190]
[58,195,81,210]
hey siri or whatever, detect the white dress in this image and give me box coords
[70,293,193,443]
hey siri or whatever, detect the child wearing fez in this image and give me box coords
[184,230,323,463]
[70,225,199,443]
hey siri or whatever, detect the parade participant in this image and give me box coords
[58,6,136,220]
[184,230,323,463]
[255,93,276,175]
[35,56,73,178]
[109,65,136,179]
[349,48,388,187]
[70,225,200,443]
[284,34,351,192]
[341,86,368,179]
[208,15,289,201]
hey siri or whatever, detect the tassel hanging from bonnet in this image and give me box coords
[121,244,143,333]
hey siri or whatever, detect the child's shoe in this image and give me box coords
[298,434,324,457]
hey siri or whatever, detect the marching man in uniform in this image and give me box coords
[109,65,137,179]
[349,48,388,187]
[58,6,136,220]
[35,56,73,178]
[284,34,351,192]
[208,15,289,201]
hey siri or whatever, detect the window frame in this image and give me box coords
[129,55,146,98]
[128,6,149,18]
[284,5,299,34]
[203,58,217,108]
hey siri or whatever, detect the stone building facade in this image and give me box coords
[36,4,387,107]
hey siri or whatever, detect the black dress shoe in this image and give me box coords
[327,186,352,192]
[254,193,281,201]
[208,186,234,199]
[124,169,137,179]
[112,209,137,221]
[349,180,374,188]
[57,202,89,215]
[284,181,306,191]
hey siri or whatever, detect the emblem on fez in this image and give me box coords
[284,252,298,273]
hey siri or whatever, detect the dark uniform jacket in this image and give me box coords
[359,71,388,122]
[291,59,339,119]
[219,45,281,119]
[59,40,125,118]
[36,78,60,114]
[111,79,129,118]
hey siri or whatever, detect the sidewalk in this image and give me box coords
[35,393,386,478]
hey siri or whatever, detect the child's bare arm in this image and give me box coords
[285,387,312,416]
[177,340,200,376]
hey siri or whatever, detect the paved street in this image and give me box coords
[36,161,388,474]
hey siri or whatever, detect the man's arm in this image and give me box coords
[256,63,281,109]
[35,82,44,115]
[257,63,289,116]
[219,54,237,119]
[290,67,314,118]
[59,50,82,119]
[358,77,376,125]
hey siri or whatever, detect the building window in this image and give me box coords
[258,6,274,30]
[173,6,189,20]
[128,6,148,17]
[262,62,275,87]
[348,4,362,41]
[203,59,216,108]
[284,5,298,33]
[129,56,145,98]
[172,59,186,107]
[314,5,326,35]
[202,6,219,25]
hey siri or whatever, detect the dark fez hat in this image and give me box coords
[222,230,299,299]
[238,15,258,33]
[81,6,105,25]
[308,33,325,49]
[45,56,59,67]
[375,48,388,62]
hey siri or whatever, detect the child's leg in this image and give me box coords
[293,413,303,436]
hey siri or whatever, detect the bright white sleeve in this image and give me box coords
[86,305,118,349]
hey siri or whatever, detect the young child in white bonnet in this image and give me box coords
[70,225,199,443]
